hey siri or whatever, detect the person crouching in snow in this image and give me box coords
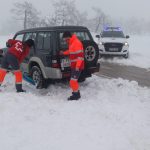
[59,31,84,100]
[0,39,34,92]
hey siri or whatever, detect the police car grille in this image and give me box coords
[104,43,123,52]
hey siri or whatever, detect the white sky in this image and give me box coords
[0,0,150,29]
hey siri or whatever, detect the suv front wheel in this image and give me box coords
[31,66,47,89]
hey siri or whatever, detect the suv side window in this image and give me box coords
[24,32,36,41]
[59,31,91,50]
[74,32,90,41]
[59,32,68,50]
[43,32,51,50]
[24,32,33,41]
[32,33,37,41]
[22,32,37,60]
[37,32,44,50]
[14,34,24,41]
[36,32,51,51]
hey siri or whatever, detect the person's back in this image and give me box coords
[7,39,32,64]
[69,34,83,52]
[8,40,24,57]
[0,39,34,92]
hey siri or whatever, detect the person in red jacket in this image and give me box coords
[60,31,84,100]
[0,39,34,92]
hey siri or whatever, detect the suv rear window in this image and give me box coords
[59,31,90,50]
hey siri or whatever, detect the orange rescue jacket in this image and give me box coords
[63,34,84,70]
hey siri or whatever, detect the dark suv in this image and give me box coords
[1,26,100,88]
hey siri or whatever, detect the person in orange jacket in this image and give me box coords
[60,31,84,100]
[0,39,34,92]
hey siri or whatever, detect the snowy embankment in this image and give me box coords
[0,74,150,150]
[0,35,150,150]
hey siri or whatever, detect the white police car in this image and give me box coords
[96,27,129,58]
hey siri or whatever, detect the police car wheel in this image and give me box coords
[123,52,129,59]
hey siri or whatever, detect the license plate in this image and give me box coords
[61,58,70,68]
[109,48,118,51]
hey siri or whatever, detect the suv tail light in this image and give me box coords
[52,59,60,68]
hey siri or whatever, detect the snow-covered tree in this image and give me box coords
[113,17,150,35]
[11,1,41,29]
[87,7,112,33]
[45,0,87,26]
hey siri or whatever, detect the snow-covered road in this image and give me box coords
[98,61,150,87]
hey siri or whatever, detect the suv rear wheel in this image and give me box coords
[78,40,99,81]
[82,40,99,68]
[31,66,47,89]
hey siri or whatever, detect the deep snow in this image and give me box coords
[0,35,150,150]
[0,74,150,150]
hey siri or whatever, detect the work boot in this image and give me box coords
[68,91,81,100]
[16,84,26,93]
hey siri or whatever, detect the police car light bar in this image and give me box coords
[103,26,122,31]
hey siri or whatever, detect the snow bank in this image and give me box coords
[0,74,150,150]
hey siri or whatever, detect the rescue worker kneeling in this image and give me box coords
[60,31,84,100]
[0,39,34,92]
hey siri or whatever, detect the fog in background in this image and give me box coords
[0,0,150,35]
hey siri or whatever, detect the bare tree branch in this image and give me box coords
[11,1,41,29]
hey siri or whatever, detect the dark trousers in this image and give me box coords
[70,69,81,92]
[1,52,19,70]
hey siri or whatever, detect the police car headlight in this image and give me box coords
[99,42,104,45]
[124,42,129,46]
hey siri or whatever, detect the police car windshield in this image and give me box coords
[101,31,125,38]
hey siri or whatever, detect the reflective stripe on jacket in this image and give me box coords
[63,34,84,70]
